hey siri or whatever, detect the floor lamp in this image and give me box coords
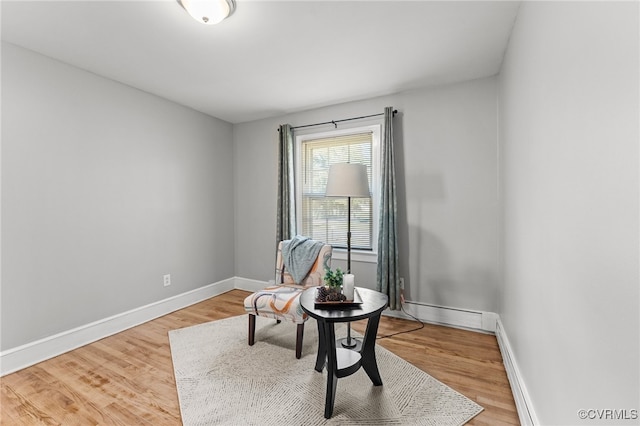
[325,163,370,350]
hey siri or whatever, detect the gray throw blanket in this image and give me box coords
[282,235,324,284]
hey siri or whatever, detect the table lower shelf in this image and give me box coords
[336,348,361,371]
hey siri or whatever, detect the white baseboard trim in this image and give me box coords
[0,278,235,376]
[495,317,539,426]
[234,276,270,293]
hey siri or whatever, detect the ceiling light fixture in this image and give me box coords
[177,0,236,25]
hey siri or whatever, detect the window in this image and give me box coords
[296,125,380,260]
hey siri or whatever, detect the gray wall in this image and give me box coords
[499,2,639,424]
[234,77,500,313]
[1,43,235,350]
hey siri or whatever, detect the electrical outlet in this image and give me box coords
[399,277,405,289]
[163,274,171,287]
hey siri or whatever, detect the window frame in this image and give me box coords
[295,124,381,264]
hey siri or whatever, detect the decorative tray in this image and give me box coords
[314,287,363,309]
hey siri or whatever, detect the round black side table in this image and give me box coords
[300,286,389,419]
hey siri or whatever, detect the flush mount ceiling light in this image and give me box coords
[177,0,236,25]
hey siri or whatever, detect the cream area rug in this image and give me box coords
[168,315,483,426]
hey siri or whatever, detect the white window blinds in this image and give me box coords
[300,132,373,250]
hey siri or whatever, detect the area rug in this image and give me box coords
[168,315,483,426]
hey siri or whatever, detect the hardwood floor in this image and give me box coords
[1,290,519,425]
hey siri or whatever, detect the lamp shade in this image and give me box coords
[177,0,235,25]
[325,163,370,197]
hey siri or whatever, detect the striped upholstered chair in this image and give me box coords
[244,240,332,359]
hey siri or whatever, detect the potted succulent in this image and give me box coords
[318,268,347,302]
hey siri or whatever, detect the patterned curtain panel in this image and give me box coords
[276,124,296,247]
[376,107,400,310]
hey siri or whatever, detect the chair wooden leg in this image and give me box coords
[295,323,304,359]
[248,314,256,346]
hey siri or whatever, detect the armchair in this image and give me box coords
[244,240,332,359]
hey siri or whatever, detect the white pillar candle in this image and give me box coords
[343,274,355,300]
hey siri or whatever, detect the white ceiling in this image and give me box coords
[1,0,521,124]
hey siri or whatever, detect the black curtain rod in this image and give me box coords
[278,109,397,131]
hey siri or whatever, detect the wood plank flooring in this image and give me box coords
[1,290,519,425]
